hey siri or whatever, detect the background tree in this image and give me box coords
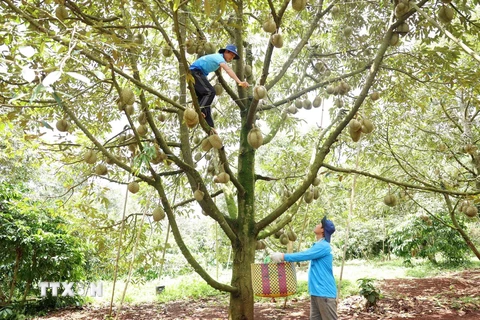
[1,0,480,319]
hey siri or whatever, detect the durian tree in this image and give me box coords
[2,0,480,318]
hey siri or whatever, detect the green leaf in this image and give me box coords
[66,72,91,85]
[42,71,62,87]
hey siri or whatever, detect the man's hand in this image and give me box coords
[238,81,249,88]
[270,252,284,263]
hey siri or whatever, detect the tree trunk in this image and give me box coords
[228,237,256,320]
[445,195,480,260]
[8,247,22,303]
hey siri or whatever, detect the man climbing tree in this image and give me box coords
[189,44,250,132]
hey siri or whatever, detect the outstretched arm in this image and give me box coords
[220,62,249,88]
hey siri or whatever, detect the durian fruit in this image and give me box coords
[313,177,321,186]
[370,92,380,101]
[331,5,340,17]
[438,6,454,23]
[208,134,223,149]
[396,22,410,35]
[216,172,230,184]
[214,83,223,96]
[390,33,400,46]
[383,193,397,207]
[255,240,266,250]
[194,152,202,162]
[343,26,353,37]
[137,112,147,125]
[194,189,205,201]
[157,112,166,122]
[349,125,362,142]
[349,119,362,131]
[274,230,284,238]
[244,65,253,77]
[105,155,115,165]
[304,190,314,203]
[313,96,322,108]
[315,62,326,73]
[55,6,68,21]
[287,231,297,241]
[128,181,140,194]
[459,200,470,213]
[193,136,202,144]
[162,46,173,57]
[204,42,215,54]
[394,0,410,18]
[292,0,307,11]
[360,118,374,134]
[295,100,303,109]
[151,148,167,164]
[465,205,478,218]
[185,38,197,54]
[183,108,199,128]
[313,187,320,200]
[263,18,276,33]
[337,81,351,95]
[84,150,97,164]
[133,34,145,45]
[464,144,477,155]
[137,124,148,136]
[95,164,108,175]
[152,206,165,221]
[201,138,213,152]
[326,85,335,95]
[56,119,70,132]
[253,85,267,100]
[287,105,298,114]
[120,87,135,105]
[303,99,312,110]
[125,104,135,116]
[271,33,284,48]
[247,127,264,149]
[279,234,290,245]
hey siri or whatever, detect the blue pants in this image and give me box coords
[191,70,215,128]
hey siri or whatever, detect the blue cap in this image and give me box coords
[218,44,240,60]
[321,216,335,243]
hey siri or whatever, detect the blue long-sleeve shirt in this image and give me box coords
[284,239,337,298]
[189,53,226,76]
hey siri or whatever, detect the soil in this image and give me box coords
[36,269,480,320]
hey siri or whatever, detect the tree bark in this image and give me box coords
[8,247,22,303]
[228,237,256,320]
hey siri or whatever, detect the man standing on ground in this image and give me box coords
[189,44,249,132]
[270,216,338,320]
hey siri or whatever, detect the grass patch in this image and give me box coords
[156,276,225,303]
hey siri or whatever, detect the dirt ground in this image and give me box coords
[36,269,480,320]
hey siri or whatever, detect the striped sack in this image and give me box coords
[250,262,297,297]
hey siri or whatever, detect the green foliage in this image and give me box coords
[357,278,381,310]
[390,214,470,266]
[337,278,358,298]
[156,277,224,303]
[0,182,90,315]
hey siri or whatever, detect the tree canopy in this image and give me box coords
[1,0,480,318]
